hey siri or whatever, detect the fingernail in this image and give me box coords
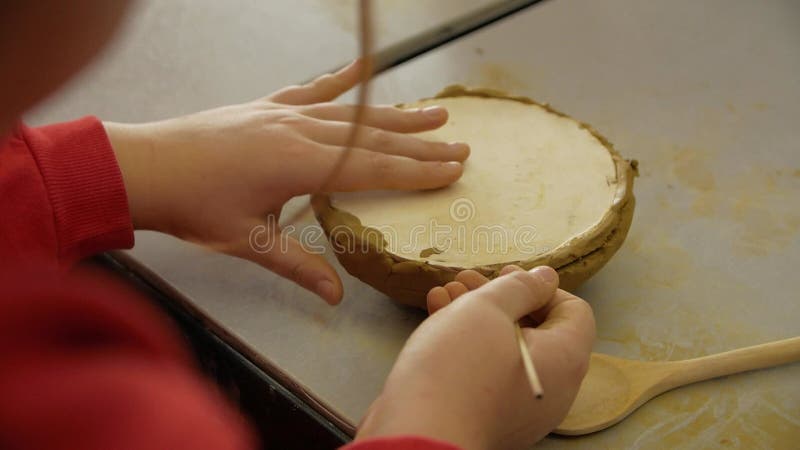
[448,142,470,156]
[530,266,558,285]
[442,161,462,171]
[316,280,336,302]
[422,106,447,120]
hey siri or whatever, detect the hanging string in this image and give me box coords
[281,0,373,227]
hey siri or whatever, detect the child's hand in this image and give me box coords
[106,60,468,305]
[356,266,595,449]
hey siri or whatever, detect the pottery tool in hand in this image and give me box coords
[515,323,544,399]
[555,336,800,435]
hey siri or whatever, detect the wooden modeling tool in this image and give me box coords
[555,336,800,435]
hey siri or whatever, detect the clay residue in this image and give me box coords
[657,145,799,257]
[730,168,798,257]
[623,375,799,450]
[468,62,530,93]
[620,232,692,291]
[539,365,800,450]
[418,247,442,258]
[672,148,716,191]
[731,181,800,257]
[690,192,718,217]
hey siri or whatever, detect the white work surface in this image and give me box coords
[32,0,800,448]
[29,0,500,123]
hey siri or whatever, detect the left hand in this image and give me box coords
[106,60,469,304]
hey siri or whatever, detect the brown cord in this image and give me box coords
[281,0,373,227]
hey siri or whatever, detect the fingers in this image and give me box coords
[444,281,469,300]
[319,146,464,192]
[240,227,343,305]
[535,289,596,354]
[269,59,363,105]
[455,265,522,289]
[301,119,468,162]
[499,264,525,276]
[426,281,470,314]
[428,265,531,315]
[427,287,451,314]
[454,270,490,290]
[470,266,559,321]
[300,103,449,133]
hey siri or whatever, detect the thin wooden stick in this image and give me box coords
[515,323,544,399]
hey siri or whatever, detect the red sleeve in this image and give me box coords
[341,436,462,450]
[0,269,257,450]
[0,117,134,271]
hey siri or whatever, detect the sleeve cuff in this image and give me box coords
[341,436,462,450]
[21,117,134,265]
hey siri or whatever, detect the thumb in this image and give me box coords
[268,59,363,105]
[244,225,343,305]
[473,266,559,320]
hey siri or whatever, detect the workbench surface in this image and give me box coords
[31,1,800,448]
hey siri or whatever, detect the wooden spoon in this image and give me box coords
[554,336,800,436]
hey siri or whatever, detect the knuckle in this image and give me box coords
[283,138,311,157]
[272,85,303,100]
[304,102,334,115]
[563,293,597,330]
[368,153,394,179]
[576,296,595,318]
[289,261,308,284]
[276,112,307,128]
[367,128,393,148]
[313,74,338,88]
[506,271,538,294]
[563,347,591,381]
[574,354,591,380]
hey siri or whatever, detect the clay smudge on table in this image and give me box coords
[467,61,531,93]
[539,363,800,450]
[623,371,800,450]
[650,144,800,257]
[672,147,716,192]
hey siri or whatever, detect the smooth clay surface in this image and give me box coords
[314,86,637,307]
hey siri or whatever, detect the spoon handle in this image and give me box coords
[669,336,800,387]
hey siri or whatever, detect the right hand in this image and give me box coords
[355,266,595,449]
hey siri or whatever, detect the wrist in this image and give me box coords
[104,121,170,233]
[355,394,489,450]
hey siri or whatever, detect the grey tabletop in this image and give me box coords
[31,0,800,448]
[28,0,503,123]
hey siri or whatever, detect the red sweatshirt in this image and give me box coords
[0,118,459,450]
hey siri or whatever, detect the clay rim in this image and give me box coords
[312,85,637,276]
